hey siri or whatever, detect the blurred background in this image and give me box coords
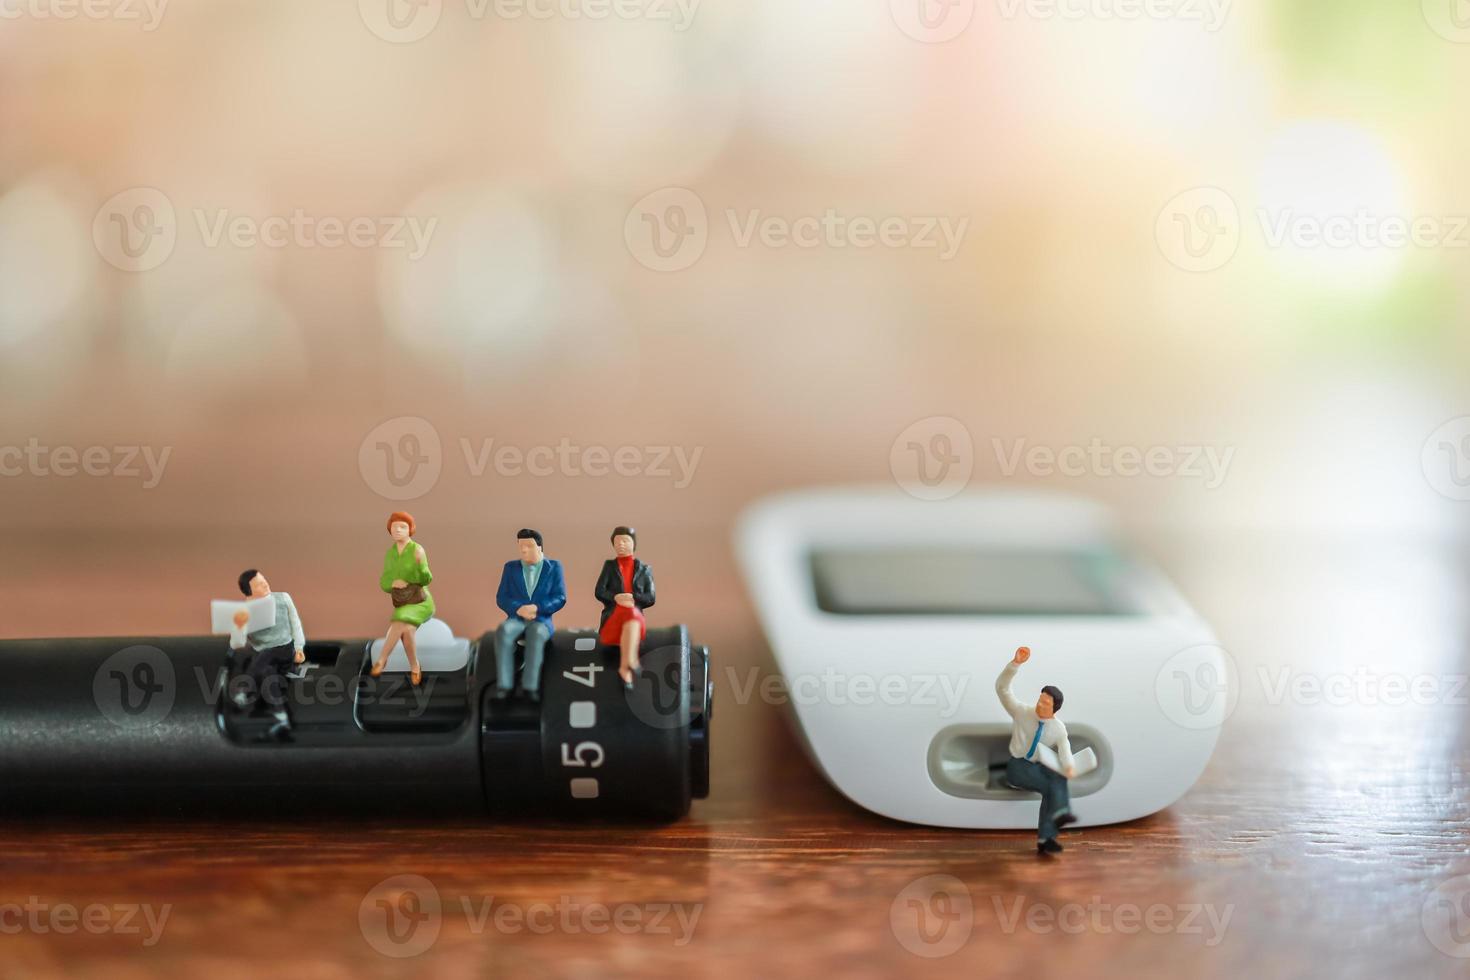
[8,7,1470,977]
[3,0,1470,631]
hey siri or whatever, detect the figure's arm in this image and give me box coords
[593,562,617,606]
[541,562,567,616]
[634,564,655,610]
[230,608,249,650]
[995,649,1028,718]
[379,554,394,593]
[284,594,306,654]
[407,545,432,586]
[496,567,519,618]
[1054,721,1075,775]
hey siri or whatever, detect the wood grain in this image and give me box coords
[1,523,1466,979]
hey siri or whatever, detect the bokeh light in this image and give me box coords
[0,175,92,351]
[1256,119,1410,295]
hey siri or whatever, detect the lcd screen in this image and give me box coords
[809,549,1141,616]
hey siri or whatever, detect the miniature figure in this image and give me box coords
[371,511,434,686]
[229,569,307,741]
[492,528,567,703]
[595,526,656,689]
[996,646,1078,855]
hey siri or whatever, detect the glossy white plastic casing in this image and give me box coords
[734,487,1225,829]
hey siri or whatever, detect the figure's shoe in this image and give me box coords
[410,665,423,687]
[257,710,293,743]
[1055,811,1078,830]
[1038,839,1064,856]
[369,660,386,678]
[619,667,634,690]
[519,687,541,704]
[491,687,511,701]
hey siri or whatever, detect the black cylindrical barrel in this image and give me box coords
[483,625,710,821]
[0,626,709,820]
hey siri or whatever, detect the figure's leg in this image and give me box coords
[1047,769,1074,828]
[403,624,421,686]
[1005,758,1051,841]
[1037,777,1060,843]
[1005,757,1047,793]
[257,648,289,707]
[494,620,527,695]
[230,653,257,710]
[623,620,643,669]
[519,622,551,697]
[251,645,294,739]
[373,621,405,675]
[241,650,269,709]
[619,620,643,685]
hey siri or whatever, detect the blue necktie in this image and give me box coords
[1026,720,1045,760]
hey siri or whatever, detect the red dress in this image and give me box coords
[599,555,646,645]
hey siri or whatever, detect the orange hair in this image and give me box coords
[386,511,416,535]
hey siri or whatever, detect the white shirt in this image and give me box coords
[995,661,1074,771]
[229,592,306,653]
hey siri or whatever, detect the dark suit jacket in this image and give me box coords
[495,558,567,634]
[594,558,655,629]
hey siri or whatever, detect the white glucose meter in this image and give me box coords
[734,486,1226,829]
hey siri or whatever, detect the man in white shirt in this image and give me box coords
[996,645,1078,855]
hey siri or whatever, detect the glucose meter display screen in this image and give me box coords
[809,549,1141,616]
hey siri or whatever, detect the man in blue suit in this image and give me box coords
[492,528,567,703]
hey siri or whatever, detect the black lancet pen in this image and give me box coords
[0,626,711,821]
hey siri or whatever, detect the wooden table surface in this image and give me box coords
[2,522,1467,979]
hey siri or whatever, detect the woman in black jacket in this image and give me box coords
[594,526,656,689]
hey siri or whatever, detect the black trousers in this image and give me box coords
[246,643,296,710]
[1006,757,1071,841]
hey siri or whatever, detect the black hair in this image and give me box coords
[516,528,543,547]
[610,525,637,548]
[1041,685,1064,713]
[237,569,260,597]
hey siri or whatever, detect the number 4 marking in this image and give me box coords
[563,664,604,688]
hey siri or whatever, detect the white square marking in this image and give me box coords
[569,701,596,729]
[570,778,599,799]
[574,637,596,651]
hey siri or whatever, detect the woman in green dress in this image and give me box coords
[371,511,434,686]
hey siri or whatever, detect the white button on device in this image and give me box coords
[570,778,599,799]
[366,618,469,672]
[574,637,596,651]
[569,701,597,729]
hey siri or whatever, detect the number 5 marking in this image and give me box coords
[560,741,605,768]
